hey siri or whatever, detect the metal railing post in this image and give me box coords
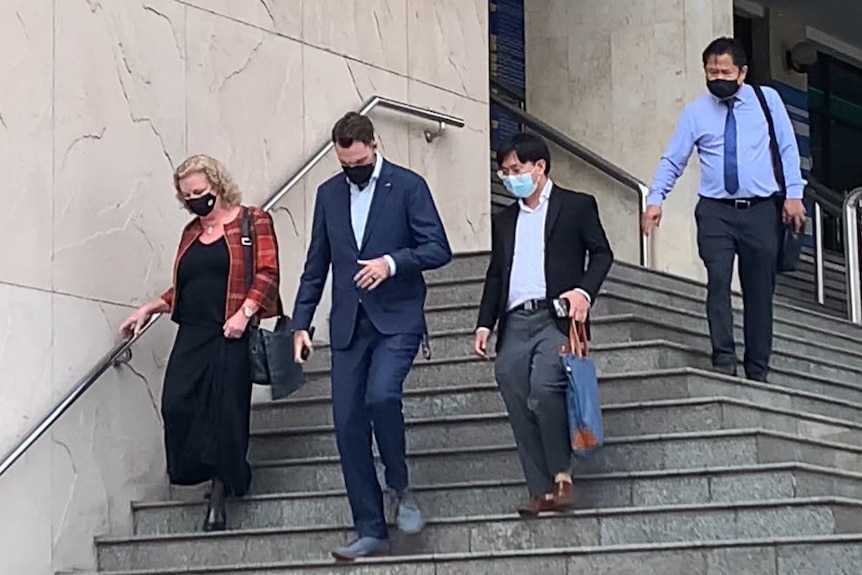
[843,188,862,324]
[814,202,825,305]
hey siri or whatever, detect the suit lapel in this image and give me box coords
[544,185,562,241]
[501,204,519,271]
[333,178,358,253]
[359,160,393,251]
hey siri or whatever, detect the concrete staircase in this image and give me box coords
[93,254,862,574]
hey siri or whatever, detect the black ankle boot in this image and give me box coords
[203,480,226,532]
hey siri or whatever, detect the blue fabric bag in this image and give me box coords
[561,321,603,458]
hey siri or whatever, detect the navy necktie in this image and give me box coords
[724,99,739,195]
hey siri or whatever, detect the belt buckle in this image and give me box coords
[523,300,536,311]
[734,199,751,209]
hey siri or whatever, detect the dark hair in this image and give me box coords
[702,37,748,68]
[496,133,552,175]
[331,112,375,147]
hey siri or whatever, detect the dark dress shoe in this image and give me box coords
[551,480,575,511]
[517,494,555,517]
[202,499,226,531]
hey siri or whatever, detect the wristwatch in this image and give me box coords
[242,305,255,319]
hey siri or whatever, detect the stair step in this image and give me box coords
[248,397,862,462]
[90,534,862,574]
[132,464,862,536]
[296,341,862,412]
[595,289,862,355]
[253,369,862,433]
[324,311,862,372]
[609,262,859,329]
[300,316,862,393]
[96,498,862,570]
[593,315,862,374]
[246,429,862,495]
[426,277,862,342]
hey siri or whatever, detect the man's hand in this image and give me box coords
[560,289,591,323]
[354,258,392,290]
[223,311,249,339]
[474,328,491,360]
[293,330,313,364]
[641,205,663,236]
[783,199,807,233]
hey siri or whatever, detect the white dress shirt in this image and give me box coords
[349,152,396,275]
[507,178,554,311]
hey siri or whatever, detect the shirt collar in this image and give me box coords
[347,151,385,192]
[518,178,553,212]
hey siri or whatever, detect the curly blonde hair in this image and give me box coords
[173,155,242,208]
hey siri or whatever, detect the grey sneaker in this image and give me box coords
[393,489,425,534]
[331,536,390,561]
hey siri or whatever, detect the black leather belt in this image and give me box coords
[509,299,548,313]
[704,196,776,209]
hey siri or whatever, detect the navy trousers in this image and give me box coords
[330,308,421,539]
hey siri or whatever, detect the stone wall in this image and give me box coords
[525,0,734,277]
[0,1,489,573]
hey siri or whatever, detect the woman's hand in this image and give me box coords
[223,311,250,339]
[120,305,154,338]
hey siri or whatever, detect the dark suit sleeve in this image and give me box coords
[477,215,503,330]
[292,186,331,331]
[389,177,452,274]
[577,195,614,300]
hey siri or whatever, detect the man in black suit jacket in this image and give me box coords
[474,133,613,516]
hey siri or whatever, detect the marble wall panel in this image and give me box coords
[182,0,302,39]
[407,0,489,103]
[0,283,54,451]
[303,0,408,74]
[0,0,53,291]
[50,295,171,572]
[53,0,188,305]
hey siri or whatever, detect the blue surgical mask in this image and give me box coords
[502,173,537,198]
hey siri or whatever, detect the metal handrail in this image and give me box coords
[489,83,651,268]
[844,187,862,324]
[0,97,464,480]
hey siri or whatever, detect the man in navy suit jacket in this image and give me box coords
[292,112,452,560]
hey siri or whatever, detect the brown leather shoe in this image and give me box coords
[551,480,575,511]
[516,494,555,517]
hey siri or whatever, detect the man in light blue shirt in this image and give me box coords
[643,37,806,382]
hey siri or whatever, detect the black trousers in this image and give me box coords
[695,197,780,381]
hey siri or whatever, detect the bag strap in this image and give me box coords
[752,85,787,196]
[241,207,284,316]
[241,207,254,291]
[568,321,589,358]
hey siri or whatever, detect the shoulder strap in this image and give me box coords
[241,207,254,291]
[752,85,787,195]
[241,207,285,317]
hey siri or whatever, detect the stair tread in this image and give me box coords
[96,496,862,544]
[91,533,862,574]
[131,462,862,510]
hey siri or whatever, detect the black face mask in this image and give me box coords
[343,163,375,188]
[186,192,217,217]
[707,79,741,100]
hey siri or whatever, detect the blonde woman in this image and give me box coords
[120,155,280,531]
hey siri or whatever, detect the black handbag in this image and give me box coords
[241,208,307,400]
[752,85,806,273]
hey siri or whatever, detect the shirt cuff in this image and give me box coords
[574,289,592,305]
[476,327,491,335]
[383,255,397,276]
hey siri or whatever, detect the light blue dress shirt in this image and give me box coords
[348,152,396,274]
[648,84,806,206]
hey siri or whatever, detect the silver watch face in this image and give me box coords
[244,306,254,318]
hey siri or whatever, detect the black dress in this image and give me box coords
[161,237,253,496]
